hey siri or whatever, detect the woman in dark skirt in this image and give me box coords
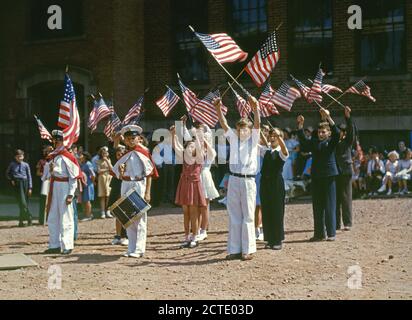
[260,128,289,250]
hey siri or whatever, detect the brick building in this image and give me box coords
[1,0,411,190]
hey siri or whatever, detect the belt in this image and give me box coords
[51,176,69,182]
[230,172,256,179]
[122,176,144,181]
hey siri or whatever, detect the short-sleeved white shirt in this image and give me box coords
[224,128,260,175]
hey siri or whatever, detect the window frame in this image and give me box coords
[287,0,334,77]
[355,0,407,75]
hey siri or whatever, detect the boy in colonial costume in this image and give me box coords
[111,125,158,258]
[43,130,81,255]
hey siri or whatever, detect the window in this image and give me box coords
[173,0,209,83]
[29,0,83,41]
[230,0,268,56]
[358,0,406,74]
[288,0,333,76]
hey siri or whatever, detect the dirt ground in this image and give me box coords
[0,198,411,300]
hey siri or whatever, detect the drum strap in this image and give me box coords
[46,176,70,219]
[122,176,144,182]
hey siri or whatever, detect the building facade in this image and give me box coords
[1,0,411,190]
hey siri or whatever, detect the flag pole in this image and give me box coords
[220,22,284,99]
[65,65,69,73]
[188,25,251,97]
[307,78,345,109]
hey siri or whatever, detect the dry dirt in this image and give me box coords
[0,198,411,300]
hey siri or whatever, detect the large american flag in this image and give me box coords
[346,80,376,102]
[194,32,248,64]
[178,79,226,127]
[155,87,180,117]
[272,82,302,112]
[322,84,343,94]
[229,84,251,119]
[258,81,279,117]
[123,96,144,125]
[245,31,280,87]
[104,106,122,141]
[307,68,324,103]
[88,97,112,133]
[34,115,52,142]
[60,74,80,147]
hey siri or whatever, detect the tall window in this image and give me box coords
[288,0,333,76]
[173,0,209,83]
[29,0,83,41]
[230,0,268,56]
[358,0,406,74]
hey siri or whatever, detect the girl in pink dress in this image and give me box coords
[172,125,211,248]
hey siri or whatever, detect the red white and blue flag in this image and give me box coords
[123,96,144,125]
[272,82,302,112]
[104,103,122,141]
[88,97,112,133]
[34,115,52,142]
[245,31,280,87]
[59,74,80,147]
[229,84,251,118]
[307,68,325,103]
[346,80,376,102]
[258,81,279,117]
[322,84,343,94]
[194,32,248,64]
[155,87,180,117]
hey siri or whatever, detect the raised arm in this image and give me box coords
[320,108,340,149]
[274,129,289,159]
[170,126,184,163]
[247,95,261,130]
[296,115,312,152]
[213,98,230,132]
[343,106,355,148]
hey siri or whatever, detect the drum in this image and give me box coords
[108,187,151,229]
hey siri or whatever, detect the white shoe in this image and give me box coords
[386,189,392,196]
[258,232,264,241]
[180,237,191,248]
[105,211,113,218]
[80,217,92,222]
[100,212,106,219]
[197,230,207,241]
[189,240,197,248]
[128,252,143,258]
[123,252,130,257]
[111,237,122,245]
[378,185,386,193]
[120,238,129,246]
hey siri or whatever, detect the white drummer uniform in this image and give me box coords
[112,152,148,256]
[43,152,78,251]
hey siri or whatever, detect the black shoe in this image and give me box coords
[272,244,283,250]
[62,249,72,255]
[225,253,242,260]
[44,247,61,254]
[309,236,325,242]
[18,221,25,227]
[27,220,33,227]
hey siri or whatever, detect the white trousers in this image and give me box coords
[47,181,74,250]
[226,176,256,255]
[121,181,147,255]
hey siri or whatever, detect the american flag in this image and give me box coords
[346,80,376,102]
[290,75,311,100]
[307,68,325,103]
[155,87,180,117]
[245,31,280,87]
[88,97,112,133]
[34,115,52,142]
[272,82,302,112]
[258,81,279,117]
[60,74,80,147]
[123,96,144,125]
[104,108,122,141]
[322,84,343,94]
[229,85,251,118]
[194,32,248,64]
[178,78,226,127]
